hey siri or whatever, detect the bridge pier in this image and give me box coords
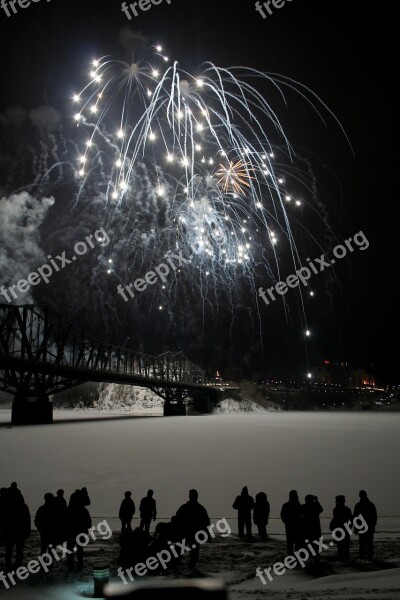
[191,388,221,413]
[12,393,53,425]
[164,399,186,416]
[192,391,213,413]
[150,387,188,416]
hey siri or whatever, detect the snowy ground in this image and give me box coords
[49,382,268,414]
[1,530,400,600]
[214,396,267,413]
[1,411,399,598]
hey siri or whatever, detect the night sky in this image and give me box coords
[0,0,397,383]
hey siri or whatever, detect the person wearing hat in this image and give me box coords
[353,490,377,560]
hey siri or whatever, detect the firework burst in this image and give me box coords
[71,44,326,265]
[215,160,255,195]
[67,42,348,352]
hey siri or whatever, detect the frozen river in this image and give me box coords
[1,410,399,536]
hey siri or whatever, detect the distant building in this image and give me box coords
[207,370,224,385]
[352,368,376,387]
[313,360,375,387]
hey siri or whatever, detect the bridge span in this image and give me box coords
[0,304,217,424]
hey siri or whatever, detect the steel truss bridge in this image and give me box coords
[0,304,213,424]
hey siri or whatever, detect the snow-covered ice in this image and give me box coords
[1,410,399,599]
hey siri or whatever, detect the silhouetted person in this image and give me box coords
[35,493,56,554]
[68,489,82,509]
[66,491,92,571]
[154,516,179,548]
[233,486,255,539]
[119,491,135,531]
[8,482,24,502]
[154,515,179,544]
[54,489,67,511]
[175,489,211,569]
[330,495,353,561]
[3,492,31,571]
[281,490,302,555]
[0,487,7,544]
[53,489,68,544]
[119,527,150,571]
[253,492,270,541]
[301,495,323,560]
[81,487,91,506]
[118,527,135,570]
[139,490,157,533]
[353,490,377,560]
[150,517,180,572]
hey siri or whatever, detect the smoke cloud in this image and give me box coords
[0,192,54,302]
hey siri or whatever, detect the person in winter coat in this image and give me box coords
[3,491,31,571]
[353,490,377,560]
[81,487,91,507]
[301,494,323,559]
[35,493,56,554]
[119,491,135,531]
[0,487,8,544]
[54,489,67,511]
[330,495,353,561]
[280,490,303,555]
[8,482,24,503]
[68,489,83,509]
[119,527,151,571]
[233,486,255,539]
[139,489,157,533]
[66,492,92,571]
[150,516,181,571]
[53,489,68,545]
[253,492,270,541]
[175,489,211,569]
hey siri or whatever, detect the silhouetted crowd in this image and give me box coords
[119,488,211,571]
[0,482,378,576]
[0,484,211,573]
[232,486,377,562]
[0,483,30,573]
[0,483,92,572]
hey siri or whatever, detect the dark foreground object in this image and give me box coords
[105,579,228,599]
[12,395,53,425]
[93,561,110,598]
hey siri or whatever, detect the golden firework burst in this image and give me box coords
[215,160,254,195]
